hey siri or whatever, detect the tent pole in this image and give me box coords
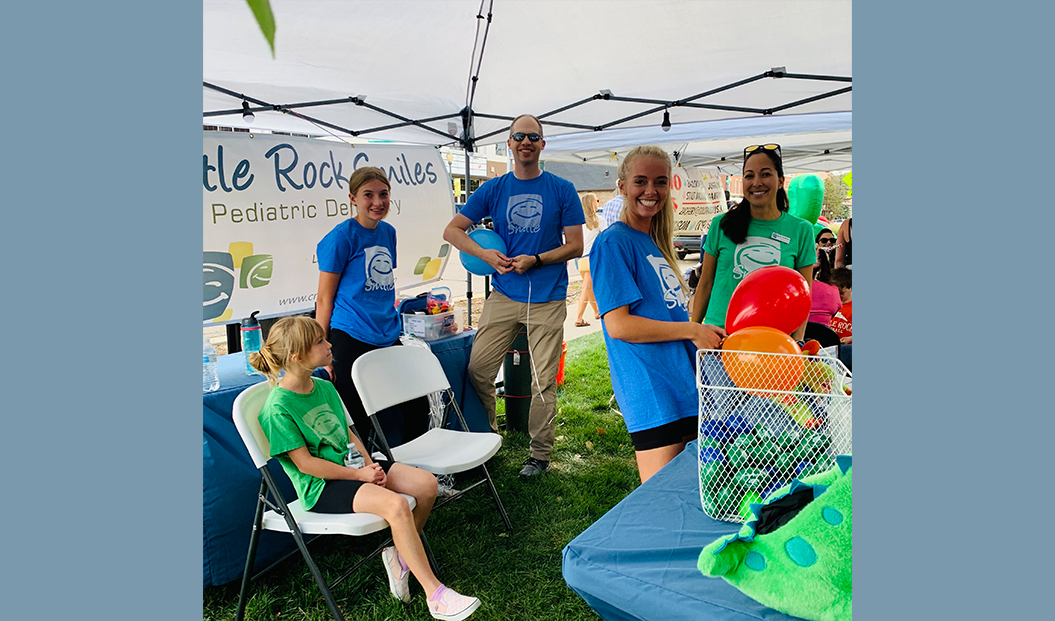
[463,108,476,327]
[465,142,473,328]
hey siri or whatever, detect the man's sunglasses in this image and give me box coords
[743,143,782,161]
[510,132,542,143]
[818,238,837,245]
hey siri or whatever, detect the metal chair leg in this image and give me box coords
[479,462,513,532]
[236,480,267,621]
[288,524,345,621]
[262,469,346,621]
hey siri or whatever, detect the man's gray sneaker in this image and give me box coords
[519,457,550,477]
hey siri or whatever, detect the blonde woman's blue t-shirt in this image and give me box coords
[702,212,817,329]
[592,222,697,433]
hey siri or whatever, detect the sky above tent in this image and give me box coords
[204,0,851,169]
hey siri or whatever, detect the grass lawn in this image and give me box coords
[204,331,639,621]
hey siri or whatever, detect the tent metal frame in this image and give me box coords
[204,68,851,154]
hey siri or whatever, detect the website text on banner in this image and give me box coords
[671,167,727,237]
[203,133,455,324]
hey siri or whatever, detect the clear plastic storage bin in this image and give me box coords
[401,309,463,341]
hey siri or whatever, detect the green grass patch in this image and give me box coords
[205,332,637,620]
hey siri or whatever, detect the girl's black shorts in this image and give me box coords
[309,460,395,514]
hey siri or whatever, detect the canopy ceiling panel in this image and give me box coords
[204,0,852,151]
[542,111,852,174]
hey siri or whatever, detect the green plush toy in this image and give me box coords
[788,174,825,225]
[698,456,852,621]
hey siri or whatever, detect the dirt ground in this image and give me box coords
[204,281,585,355]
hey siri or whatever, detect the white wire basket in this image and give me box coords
[697,347,852,523]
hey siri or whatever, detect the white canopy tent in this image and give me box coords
[204,0,851,172]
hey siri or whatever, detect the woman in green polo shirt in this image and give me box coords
[689,144,816,340]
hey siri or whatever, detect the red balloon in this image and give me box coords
[726,266,811,334]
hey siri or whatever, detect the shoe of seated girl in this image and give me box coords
[381,546,411,603]
[428,584,481,621]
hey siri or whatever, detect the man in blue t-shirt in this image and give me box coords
[443,114,585,477]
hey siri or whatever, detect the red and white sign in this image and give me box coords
[670,167,726,237]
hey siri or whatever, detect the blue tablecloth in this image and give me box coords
[203,330,486,587]
[562,440,805,621]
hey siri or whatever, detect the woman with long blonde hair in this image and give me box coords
[573,192,604,326]
[590,146,726,483]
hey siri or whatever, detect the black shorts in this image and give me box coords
[308,460,394,514]
[629,416,696,451]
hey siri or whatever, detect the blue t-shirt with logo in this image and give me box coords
[459,171,585,303]
[317,218,400,345]
[592,222,698,433]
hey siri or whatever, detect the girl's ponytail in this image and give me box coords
[249,345,281,386]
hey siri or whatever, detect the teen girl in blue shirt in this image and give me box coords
[316,167,428,449]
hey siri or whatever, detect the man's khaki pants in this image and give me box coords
[467,290,566,461]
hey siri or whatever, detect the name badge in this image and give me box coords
[771,232,791,244]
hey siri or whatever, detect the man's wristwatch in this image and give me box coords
[533,254,543,269]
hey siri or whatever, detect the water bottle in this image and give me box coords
[241,310,263,375]
[203,338,219,392]
[344,442,365,469]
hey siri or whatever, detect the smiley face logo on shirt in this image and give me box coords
[732,237,782,279]
[646,255,687,311]
[507,194,544,234]
[303,403,343,448]
[364,246,395,292]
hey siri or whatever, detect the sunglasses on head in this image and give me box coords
[743,143,782,161]
[510,132,542,143]
[818,237,837,245]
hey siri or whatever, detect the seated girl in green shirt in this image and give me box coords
[250,316,481,621]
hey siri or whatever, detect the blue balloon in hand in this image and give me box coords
[460,228,508,276]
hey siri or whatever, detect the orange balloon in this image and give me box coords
[721,326,805,394]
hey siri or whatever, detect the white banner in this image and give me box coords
[671,167,726,236]
[203,133,455,324]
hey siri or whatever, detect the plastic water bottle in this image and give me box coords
[344,442,365,469]
[241,310,263,375]
[203,338,219,392]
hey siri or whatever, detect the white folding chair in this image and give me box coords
[351,345,513,532]
[231,381,424,621]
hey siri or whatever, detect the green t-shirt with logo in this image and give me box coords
[258,378,350,510]
[702,211,817,329]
